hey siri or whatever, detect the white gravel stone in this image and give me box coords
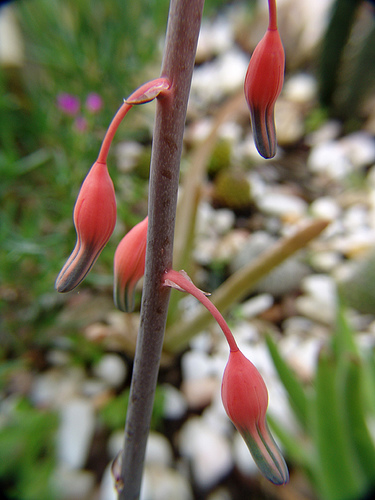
[308,141,351,179]
[179,417,233,489]
[310,251,342,272]
[196,202,235,236]
[81,378,108,398]
[241,293,274,319]
[181,350,215,381]
[163,383,188,420]
[93,354,128,389]
[196,16,234,61]
[57,398,96,469]
[0,5,24,67]
[296,274,337,324]
[141,464,193,500]
[116,141,143,172]
[191,49,248,104]
[230,320,260,345]
[107,430,124,460]
[53,466,96,500]
[342,204,369,232]
[310,196,341,221]
[182,377,220,410]
[274,99,305,146]
[202,393,233,437]
[306,120,342,146]
[145,432,173,467]
[279,331,322,381]
[46,349,71,367]
[283,73,317,104]
[340,132,375,169]
[256,191,308,218]
[189,331,213,353]
[31,367,85,408]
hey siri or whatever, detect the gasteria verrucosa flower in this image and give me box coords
[244,0,285,159]
[163,269,289,485]
[113,216,148,312]
[55,160,116,293]
[55,78,170,295]
[221,349,289,485]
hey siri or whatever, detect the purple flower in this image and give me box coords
[74,116,88,132]
[57,93,80,116]
[85,93,103,114]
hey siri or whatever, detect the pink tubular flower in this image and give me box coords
[113,216,148,312]
[57,93,80,116]
[163,269,288,485]
[85,93,103,114]
[244,0,285,159]
[222,349,289,485]
[55,161,116,292]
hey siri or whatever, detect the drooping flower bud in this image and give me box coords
[163,269,289,484]
[113,216,148,312]
[55,161,116,292]
[221,349,289,485]
[244,0,285,159]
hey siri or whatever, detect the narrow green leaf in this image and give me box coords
[319,0,362,108]
[266,334,308,430]
[344,357,375,488]
[332,304,358,360]
[313,347,365,500]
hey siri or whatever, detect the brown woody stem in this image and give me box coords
[118,1,205,499]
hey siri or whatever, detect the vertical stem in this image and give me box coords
[268,0,278,31]
[97,102,132,164]
[119,1,204,499]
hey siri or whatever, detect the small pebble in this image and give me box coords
[163,384,188,420]
[308,141,351,179]
[310,196,341,221]
[53,466,96,500]
[145,432,173,467]
[256,191,308,218]
[179,417,233,489]
[93,354,128,389]
[141,464,193,500]
[283,73,317,104]
[57,398,96,469]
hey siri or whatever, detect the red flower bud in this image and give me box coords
[55,161,116,292]
[244,0,285,159]
[113,216,148,312]
[221,349,289,485]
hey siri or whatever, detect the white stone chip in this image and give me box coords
[57,398,96,469]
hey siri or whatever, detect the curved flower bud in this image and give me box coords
[221,349,289,485]
[55,161,116,292]
[113,216,148,312]
[244,0,285,159]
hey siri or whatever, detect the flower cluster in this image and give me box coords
[56,1,288,484]
[57,92,103,132]
[55,79,169,310]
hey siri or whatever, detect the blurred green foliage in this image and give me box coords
[318,0,375,121]
[100,385,165,432]
[267,306,375,500]
[0,397,58,500]
[0,0,234,355]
